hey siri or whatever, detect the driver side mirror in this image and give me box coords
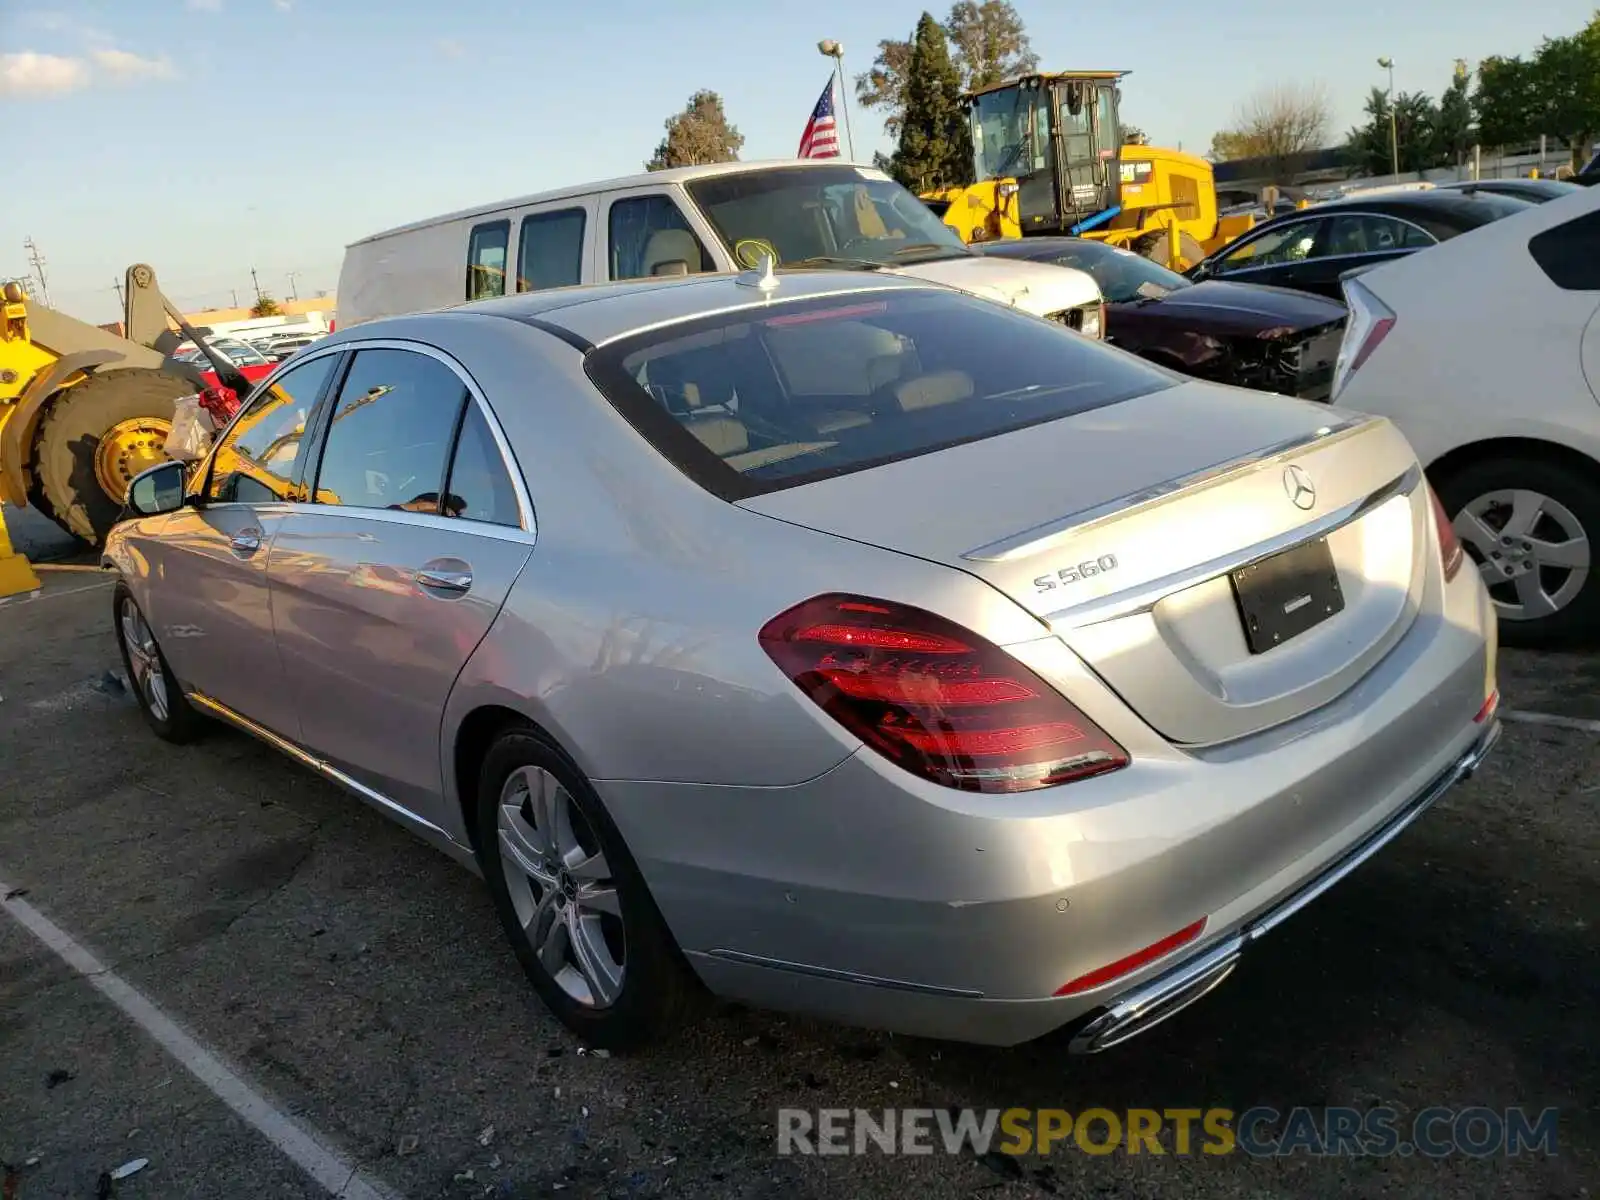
[126,460,189,517]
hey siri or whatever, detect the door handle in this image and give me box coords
[415,564,473,594]
[230,529,262,555]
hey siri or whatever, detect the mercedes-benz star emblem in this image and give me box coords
[1283,464,1316,510]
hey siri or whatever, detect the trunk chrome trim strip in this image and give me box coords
[1044,462,1422,631]
[187,691,451,840]
[963,413,1377,564]
[699,949,987,999]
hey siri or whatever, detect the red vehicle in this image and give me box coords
[171,337,276,390]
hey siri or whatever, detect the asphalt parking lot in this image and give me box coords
[1,561,1596,1199]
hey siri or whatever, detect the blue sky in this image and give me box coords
[2,0,1594,323]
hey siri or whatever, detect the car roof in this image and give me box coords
[347,159,886,248]
[329,268,941,351]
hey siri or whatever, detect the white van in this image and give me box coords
[337,160,1105,335]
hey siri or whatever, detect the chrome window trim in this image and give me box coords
[309,337,537,537]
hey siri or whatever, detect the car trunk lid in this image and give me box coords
[740,383,1428,745]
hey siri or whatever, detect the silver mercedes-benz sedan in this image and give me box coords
[105,267,1501,1053]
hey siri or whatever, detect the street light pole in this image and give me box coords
[818,39,856,161]
[1378,56,1399,178]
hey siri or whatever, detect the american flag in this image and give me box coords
[798,78,841,159]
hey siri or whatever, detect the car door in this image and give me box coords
[1201,216,1327,292]
[149,349,343,739]
[1303,212,1435,296]
[268,342,533,825]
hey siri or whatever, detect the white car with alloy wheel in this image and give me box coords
[1331,184,1600,645]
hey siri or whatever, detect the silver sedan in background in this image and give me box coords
[106,268,1500,1052]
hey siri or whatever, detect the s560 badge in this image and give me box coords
[1035,554,1119,592]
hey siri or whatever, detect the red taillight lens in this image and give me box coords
[1054,917,1208,996]
[759,594,1129,793]
[1427,484,1465,582]
[1347,313,1395,374]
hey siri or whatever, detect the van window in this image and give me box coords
[608,195,712,280]
[584,288,1170,501]
[467,220,510,300]
[516,209,586,292]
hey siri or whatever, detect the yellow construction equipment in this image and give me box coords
[0,504,41,599]
[921,71,1257,270]
[0,268,252,547]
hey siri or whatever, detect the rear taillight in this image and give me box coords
[1427,484,1465,581]
[1329,278,1395,401]
[759,594,1129,793]
[1054,916,1208,996]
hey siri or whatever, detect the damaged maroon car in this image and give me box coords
[974,237,1347,401]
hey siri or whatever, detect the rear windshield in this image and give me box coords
[584,288,1172,500]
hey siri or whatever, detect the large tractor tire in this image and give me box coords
[32,367,197,545]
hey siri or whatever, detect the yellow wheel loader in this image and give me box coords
[0,265,252,547]
[921,71,1259,270]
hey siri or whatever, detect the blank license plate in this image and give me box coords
[1230,537,1345,654]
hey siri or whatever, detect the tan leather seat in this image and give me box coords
[682,413,749,457]
[642,230,701,277]
[894,370,974,412]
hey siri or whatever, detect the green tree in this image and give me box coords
[943,0,1038,90]
[1474,55,1537,148]
[1345,88,1439,175]
[855,1,1035,137]
[890,12,974,192]
[1436,71,1475,166]
[1475,14,1600,166]
[645,90,744,171]
[1122,125,1150,145]
[250,293,282,317]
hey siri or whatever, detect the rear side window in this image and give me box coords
[1529,208,1600,290]
[444,403,522,526]
[312,349,468,512]
[467,220,510,300]
[516,208,586,292]
[584,289,1172,500]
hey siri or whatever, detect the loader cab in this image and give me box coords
[967,71,1125,235]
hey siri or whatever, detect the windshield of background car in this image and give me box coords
[686,168,972,269]
[584,288,1172,499]
[1032,242,1190,302]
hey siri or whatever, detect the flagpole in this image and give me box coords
[819,39,856,161]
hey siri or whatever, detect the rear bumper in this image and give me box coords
[1067,717,1500,1053]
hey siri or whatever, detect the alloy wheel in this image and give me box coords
[496,765,626,1008]
[119,599,170,723]
[1453,488,1591,622]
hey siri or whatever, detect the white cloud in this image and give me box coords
[275,0,293,10]
[0,51,91,96]
[187,0,223,10]
[437,38,464,59]
[91,48,177,82]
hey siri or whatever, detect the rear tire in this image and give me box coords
[1434,455,1600,647]
[33,368,197,545]
[475,730,702,1051]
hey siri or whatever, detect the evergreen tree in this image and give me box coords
[890,13,973,192]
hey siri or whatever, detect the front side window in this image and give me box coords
[585,288,1171,500]
[686,166,972,270]
[311,349,467,512]
[516,208,586,292]
[207,352,337,503]
[969,85,1040,178]
[1216,220,1321,272]
[608,195,713,280]
[467,220,510,299]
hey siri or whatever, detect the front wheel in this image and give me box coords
[1435,456,1600,647]
[475,730,702,1051]
[113,584,206,743]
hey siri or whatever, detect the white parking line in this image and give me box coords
[1502,709,1600,735]
[0,880,400,1200]
[0,579,113,607]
